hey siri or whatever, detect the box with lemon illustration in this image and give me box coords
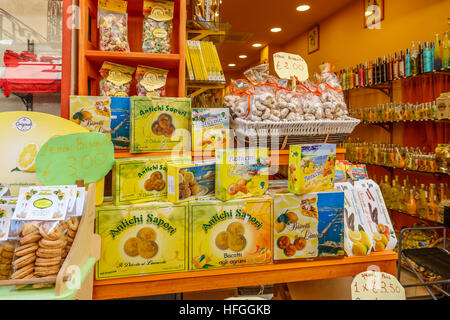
[335,182,374,256]
[353,179,397,252]
[69,96,112,136]
[113,155,191,205]
[167,162,215,203]
[189,197,273,270]
[130,97,191,153]
[271,187,345,262]
[95,201,188,280]
[288,144,336,195]
[192,108,230,154]
[215,148,270,201]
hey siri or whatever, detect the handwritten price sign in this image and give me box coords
[35,132,114,185]
[351,271,405,300]
[273,52,309,81]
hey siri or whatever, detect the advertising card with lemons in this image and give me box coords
[95,201,188,280]
[70,96,112,136]
[335,182,373,256]
[0,112,88,195]
[189,197,273,270]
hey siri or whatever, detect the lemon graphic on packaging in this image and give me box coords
[359,231,372,249]
[33,198,53,209]
[380,234,389,247]
[348,230,361,243]
[352,242,368,255]
[11,143,40,173]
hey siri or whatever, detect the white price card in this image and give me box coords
[351,271,405,300]
[273,52,309,81]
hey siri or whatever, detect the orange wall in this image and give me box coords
[283,0,450,76]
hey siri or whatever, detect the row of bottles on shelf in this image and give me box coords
[349,101,439,123]
[377,175,448,223]
[344,139,450,174]
[337,32,450,91]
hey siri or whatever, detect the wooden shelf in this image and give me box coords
[84,50,181,69]
[361,163,449,177]
[92,251,398,300]
[389,209,442,226]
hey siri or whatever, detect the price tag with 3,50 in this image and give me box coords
[273,52,309,81]
[351,271,405,300]
[36,132,115,185]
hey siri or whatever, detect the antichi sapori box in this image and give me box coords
[189,197,273,270]
[130,97,191,153]
[95,201,188,280]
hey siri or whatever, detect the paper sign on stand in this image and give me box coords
[351,271,405,300]
[273,52,309,82]
[35,132,115,186]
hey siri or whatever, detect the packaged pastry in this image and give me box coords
[335,182,373,256]
[215,148,270,201]
[97,0,130,52]
[99,61,136,97]
[95,202,188,280]
[0,241,17,280]
[271,188,345,262]
[142,0,174,54]
[130,97,191,153]
[288,144,336,195]
[70,96,112,136]
[189,197,273,270]
[113,155,191,205]
[192,108,230,154]
[167,162,215,203]
[136,65,168,97]
[110,97,131,149]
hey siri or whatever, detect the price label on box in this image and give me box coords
[273,52,309,81]
[351,271,405,300]
[36,132,114,185]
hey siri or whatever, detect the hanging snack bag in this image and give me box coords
[97,0,130,52]
[99,61,136,97]
[136,65,168,97]
[142,0,174,54]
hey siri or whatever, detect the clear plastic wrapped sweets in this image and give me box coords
[99,61,135,97]
[136,65,168,97]
[97,0,130,52]
[142,0,174,54]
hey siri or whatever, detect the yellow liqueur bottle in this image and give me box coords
[406,189,417,216]
[427,184,438,221]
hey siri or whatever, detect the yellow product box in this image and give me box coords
[113,155,191,205]
[130,97,191,153]
[192,108,230,154]
[189,197,273,270]
[95,201,188,280]
[288,144,336,195]
[215,148,270,201]
[167,162,215,204]
[271,187,345,262]
[69,96,112,136]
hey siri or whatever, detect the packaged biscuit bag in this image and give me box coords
[113,154,190,205]
[70,96,112,136]
[96,201,188,280]
[335,182,373,256]
[288,144,336,195]
[130,97,191,153]
[99,62,135,97]
[271,187,345,262]
[192,108,230,154]
[215,148,270,201]
[97,0,130,52]
[136,65,168,97]
[167,161,215,203]
[189,197,273,270]
[353,179,397,252]
[142,0,174,54]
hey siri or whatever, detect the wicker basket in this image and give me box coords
[231,117,360,147]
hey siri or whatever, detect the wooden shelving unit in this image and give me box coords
[78,0,186,97]
[92,251,398,300]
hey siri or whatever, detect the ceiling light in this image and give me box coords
[228,63,236,67]
[252,43,262,48]
[365,10,373,16]
[296,5,310,11]
[270,27,282,32]
[239,55,247,59]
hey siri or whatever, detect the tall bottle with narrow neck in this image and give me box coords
[443,31,449,70]
[434,34,442,71]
